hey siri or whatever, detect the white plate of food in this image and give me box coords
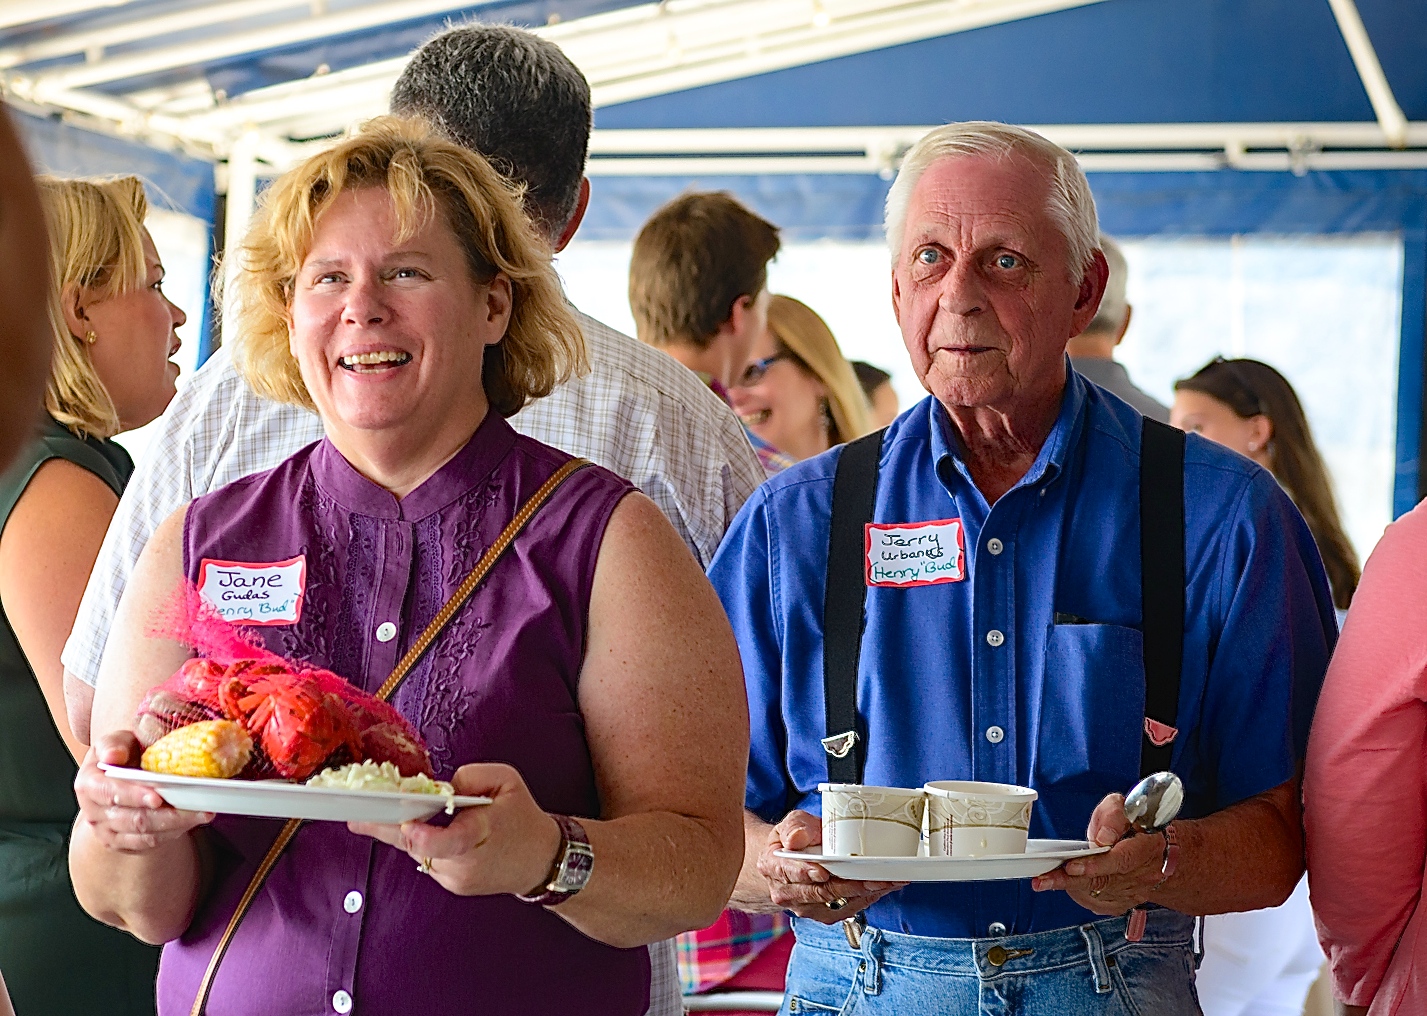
[774,839,1110,882]
[101,763,492,824]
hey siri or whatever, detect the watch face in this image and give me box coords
[555,841,595,893]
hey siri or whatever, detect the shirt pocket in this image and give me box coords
[1035,622,1145,835]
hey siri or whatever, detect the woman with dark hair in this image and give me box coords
[851,361,899,429]
[1172,357,1358,612]
[1170,356,1351,1016]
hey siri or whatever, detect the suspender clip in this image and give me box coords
[821,730,859,759]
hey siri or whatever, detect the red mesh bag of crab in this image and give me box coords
[133,588,433,782]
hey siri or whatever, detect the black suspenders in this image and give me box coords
[1138,419,1186,777]
[820,417,1185,784]
[821,429,886,785]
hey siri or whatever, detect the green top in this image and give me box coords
[0,415,132,822]
[0,415,157,1015]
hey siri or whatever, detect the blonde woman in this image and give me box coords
[0,175,184,1013]
[71,117,747,1015]
[729,295,872,462]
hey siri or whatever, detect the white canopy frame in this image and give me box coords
[1,0,1422,265]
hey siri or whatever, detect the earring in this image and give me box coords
[84,330,97,345]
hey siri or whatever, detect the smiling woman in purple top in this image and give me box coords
[67,117,749,1016]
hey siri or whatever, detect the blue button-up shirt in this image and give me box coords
[709,369,1336,938]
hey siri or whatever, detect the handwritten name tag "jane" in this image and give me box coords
[864,519,965,588]
[197,556,307,625]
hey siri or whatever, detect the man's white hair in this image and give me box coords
[884,122,1100,279]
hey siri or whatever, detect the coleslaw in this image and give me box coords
[307,760,456,813]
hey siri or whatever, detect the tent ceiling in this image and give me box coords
[1,0,1106,155]
[1,0,1423,181]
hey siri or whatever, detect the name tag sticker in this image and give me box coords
[865,519,965,587]
[198,556,306,626]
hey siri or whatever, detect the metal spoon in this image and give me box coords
[1119,771,1184,942]
[1123,770,1184,834]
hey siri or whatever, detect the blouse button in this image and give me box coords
[332,990,353,1013]
[376,622,397,643]
[343,891,363,914]
[986,629,1005,647]
[986,725,1006,744]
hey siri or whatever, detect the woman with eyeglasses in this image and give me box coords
[1169,356,1354,1016]
[676,297,870,1011]
[727,295,872,464]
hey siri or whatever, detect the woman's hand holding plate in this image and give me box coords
[74,731,215,853]
[349,762,561,898]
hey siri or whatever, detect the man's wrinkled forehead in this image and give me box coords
[900,151,1059,251]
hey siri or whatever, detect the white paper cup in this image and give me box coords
[818,783,926,857]
[924,780,1037,858]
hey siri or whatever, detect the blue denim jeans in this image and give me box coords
[781,911,1202,1016]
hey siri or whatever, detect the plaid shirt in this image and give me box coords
[677,911,791,994]
[61,310,761,1016]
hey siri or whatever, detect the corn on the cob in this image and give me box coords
[141,720,253,778]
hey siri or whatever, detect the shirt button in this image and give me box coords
[988,922,1008,936]
[332,990,353,1014]
[343,890,363,914]
[986,629,1005,647]
[375,621,397,643]
[987,538,1004,556]
[986,725,1005,744]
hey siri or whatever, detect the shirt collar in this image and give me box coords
[310,409,517,522]
[929,357,1088,497]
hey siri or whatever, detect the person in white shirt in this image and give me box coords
[59,24,761,1016]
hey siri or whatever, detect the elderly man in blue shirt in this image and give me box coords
[711,122,1335,1013]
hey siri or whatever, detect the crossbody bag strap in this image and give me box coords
[821,430,885,786]
[189,457,592,1016]
[1139,419,1185,778]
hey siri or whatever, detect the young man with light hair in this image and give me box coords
[60,23,763,1016]
[629,191,793,475]
[1066,233,1169,422]
[715,121,1334,1011]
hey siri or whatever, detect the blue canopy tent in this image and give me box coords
[3,0,1424,517]
[584,0,1427,517]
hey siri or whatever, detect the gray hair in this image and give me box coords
[1085,233,1129,333]
[884,122,1099,279]
[391,23,591,240]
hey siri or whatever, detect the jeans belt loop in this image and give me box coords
[1078,921,1115,994]
[858,924,883,996]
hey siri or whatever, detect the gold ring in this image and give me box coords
[417,857,434,874]
[826,897,848,911]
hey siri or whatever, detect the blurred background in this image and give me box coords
[3,0,1421,566]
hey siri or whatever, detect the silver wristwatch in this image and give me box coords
[516,814,593,906]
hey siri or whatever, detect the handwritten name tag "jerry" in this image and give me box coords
[864,519,965,587]
[197,556,307,625]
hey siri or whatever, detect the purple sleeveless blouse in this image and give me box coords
[160,411,648,1015]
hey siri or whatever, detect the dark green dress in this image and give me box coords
[0,416,159,1015]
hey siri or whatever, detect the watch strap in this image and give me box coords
[516,814,593,906]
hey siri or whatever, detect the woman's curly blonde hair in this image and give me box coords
[231,115,587,418]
